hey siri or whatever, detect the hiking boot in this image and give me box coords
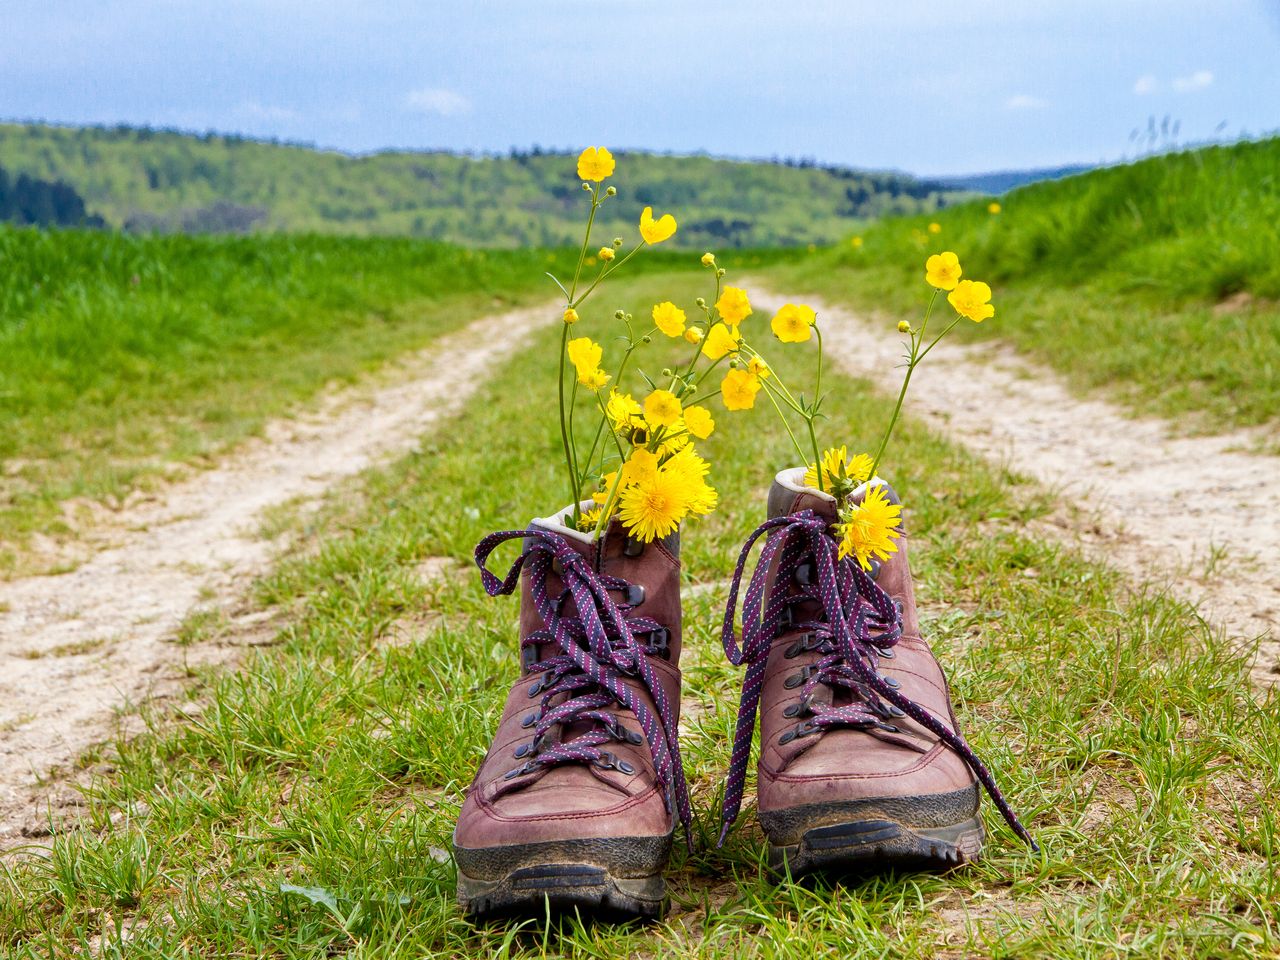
[717,468,1034,876]
[453,503,690,920]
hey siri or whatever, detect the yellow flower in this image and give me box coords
[701,322,740,360]
[701,252,716,267]
[662,446,718,515]
[580,368,611,390]
[683,404,715,439]
[576,506,603,532]
[804,445,874,491]
[563,307,579,324]
[593,471,618,504]
[577,146,615,182]
[988,202,1002,215]
[598,246,615,262]
[715,286,752,327]
[924,251,962,291]
[683,327,704,345]
[948,279,995,322]
[851,236,864,248]
[651,301,687,338]
[836,484,903,570]
[721,368,761,411]
[657,422,691,457]
[606,389,643,432]
[643,388,682,428]
[771,303,816,343]
[928,222,942,234]
[747,356,771,380]
[618,469,692,542]
[897,320,911,334]
[566,337,603,379]
[621,447,659,486]
[639,206,677,244]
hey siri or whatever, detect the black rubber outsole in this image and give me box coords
[767,815,985,877]
[457,862,665,921]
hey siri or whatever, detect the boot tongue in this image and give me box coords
[767,467,838,523]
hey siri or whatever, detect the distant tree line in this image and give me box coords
[0,165,104,227]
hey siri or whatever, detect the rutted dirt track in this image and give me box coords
[0,302,554,846]
[752,285,1280,687]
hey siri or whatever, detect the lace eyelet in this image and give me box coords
[503,761,537,780]
[881,675,901,690]
[782,703,801,718]
[877,645,896,659]
[513,742,532,759]
[520,712,538,728]
[623,584,646,606]
[626,729,644,745]
[617,759,635,775]
[783,665,812,689]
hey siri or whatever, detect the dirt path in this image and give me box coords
[0,301,554,846]
[752,285,1280,687]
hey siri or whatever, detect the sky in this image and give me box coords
[3,1,1279,176]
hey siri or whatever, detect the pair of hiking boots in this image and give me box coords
[453,468,1034,919]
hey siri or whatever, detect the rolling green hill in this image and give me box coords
[0,123,965,247]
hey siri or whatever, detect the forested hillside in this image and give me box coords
[0,123,965,246]
[0,165,103,228]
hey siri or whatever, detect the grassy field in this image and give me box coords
[768,137,1280,430]
[3,271,1275,958]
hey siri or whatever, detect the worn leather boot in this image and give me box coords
[718,468,1034,876]
[453,503,689,919]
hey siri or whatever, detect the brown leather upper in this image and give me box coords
[755,479,977,816]
[454,519,682,849]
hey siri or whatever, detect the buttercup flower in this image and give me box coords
[925,251,962,291]
[771,302,816,343]
[652,301,687,338]
[566,337,603,379]
[715,286,752,327]
[836,484,903,570]
[804,445,873,492]
[618,469,691,542]
[605,389,643,432]
[851,236,864,248]
[598,246,615,262]
[928,222,942,234]
[562,307,579,324]
[577,146,615,182]
[683,404,715,439]
[621,447,659,486]
[643,388,683,428]
[701,322,741,360]
[721,368,761,411]
[701,252,716,267]
[640,206,677,244]
[580,368,611,390]
[988,202,1002,214]
[948,279,995,322]
[747,356,771,380]
[683,327,704,345]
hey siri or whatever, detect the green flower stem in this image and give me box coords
[556,321,579,519]
[760,377,809,466]
[572,242,644,307]
[869,290,939,479]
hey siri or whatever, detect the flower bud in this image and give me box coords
[612,237,623,247]
[582,182,592,191]
[641,335,651,344]
[563,307,579,324]
[598,246,615,262]
[684,327,704,344]
[661,368,672,377]
[605,186,617,196]
[694,297,706,308]
[625,313,633,322]
[716,268,725,278]
[701,252,716,267]
[897,320,911,333]
[615,310,626,320]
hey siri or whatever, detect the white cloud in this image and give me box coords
[1172,69,1213,92]
[1005,93,1048,110]
[405,87,471,117]
[1133,74,1158,95]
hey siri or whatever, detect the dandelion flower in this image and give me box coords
[701,322,741,360]
[721,368,761,411]
[580,368,611,390]
[715,286,752,327]
[643,388,682,428]
[618,469,691,542]
[606,389,643,432]
[576,506,603,532]
[804,445,874,491]
[925,252,962,291]
[836,484,903,570]
[663,446,718,515]
[577,146,615,182]
[948,279,995,323]
[771,303,816,343]
[652,301,687,338]
[683,404,715,439]
[640,206,677,244]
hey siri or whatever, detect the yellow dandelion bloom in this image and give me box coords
[652,301,687,338]
[928,222,942,234]
[948,279,995,323]
[715,286,752,327]
[701,322,741,360]
[804,445,874,491]
[684,327,704,345]
[747,356,771,379]
[663,446,718,515]
[580,368,611,390]
[598,246,615,262]
[577,146,615,182]
[701,252,716,267]
[721,368,761,411]
[639,206,677,244]
[988,202,1002,215]
[771,303,816,343]
[683,404,715,439]
[566,337,603,379]
[621,447,660,487]
[836,484,903,570]
[618,469,692,542]
[576,506,603,532]
[925,251,962,291]
[657,423,691,457]
[606,389,643,432]
[643,388,682,428]
[563,307,579,324]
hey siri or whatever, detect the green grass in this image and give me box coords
[767,137,1280,430]
[2,272,1275,958]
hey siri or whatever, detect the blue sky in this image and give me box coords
[3,0,1279,175]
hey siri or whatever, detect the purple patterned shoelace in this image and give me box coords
[475,527,693,843]
[717,509,1037,851]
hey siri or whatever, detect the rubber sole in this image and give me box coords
[767,815,985,877]
[454,833,672,921]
